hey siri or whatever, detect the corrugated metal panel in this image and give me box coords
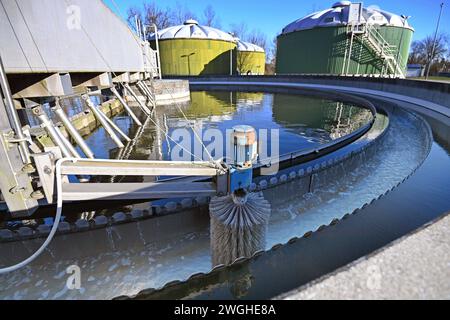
[0,0,145,73]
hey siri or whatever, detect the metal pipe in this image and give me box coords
[138,80,156,109]
[346,33,355,75]
[96,108,131,142]
[0,55,31,164]
[110,86,142,126]
[136,81,151,99]
[123,83,152,115]
[54,126,82,158]
[141,80,154,98]
[52,101,95,158]
[32,106,72,158]
[82,94,125,148]
[426,2,444,79]
[152,24,162,79]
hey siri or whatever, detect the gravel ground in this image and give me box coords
[279,212,450,300]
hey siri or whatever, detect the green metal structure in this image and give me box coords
[276,2,414,77]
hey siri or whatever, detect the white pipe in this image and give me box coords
[54,126,82,158]
[0,158,68,274]
[96,108,132,142]
[110,86,142,126]
[83,95,125,148]
[52,104,95,158]
[153,24,162,79]
[123,83,152,115]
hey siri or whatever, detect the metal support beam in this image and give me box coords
[62,182,217,201]
[32,106,73,158]
[152,24,162,80]
[0,55,31,164]
[52,100,95,159]
[0,98,38,216]
[136,80,156,110]
[82,94,125,148]
[110,86,142,126]
[12,73,73,99]
[123,83,152,115]
[60,159,221,177]
[73,72,113,89]
[54,126,82,158]
[96,108,132,142]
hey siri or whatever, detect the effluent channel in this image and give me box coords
[0,87,449,300]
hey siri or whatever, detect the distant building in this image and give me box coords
[407,64,425,78]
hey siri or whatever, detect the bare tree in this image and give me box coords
[246,29,268,51]
[126,2,172,32]
[126,6,143,32]
[202,5,220,28]
[230,22,248,40]
[142,2,173,30]
[408,33,449,75]
[171,2,197,25]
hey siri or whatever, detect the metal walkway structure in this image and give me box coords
[344,23,405,78]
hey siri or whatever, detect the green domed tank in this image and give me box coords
[276,1,414,77]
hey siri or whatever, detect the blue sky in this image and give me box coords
[104,0,450,42]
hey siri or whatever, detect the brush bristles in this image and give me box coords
[210,192,271,266]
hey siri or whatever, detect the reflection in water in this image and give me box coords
[272,94,372,142]
[96,91,372,163]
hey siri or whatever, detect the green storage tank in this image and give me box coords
[150,20,236,76]
[236,39,266,75]
[276,1,414,77]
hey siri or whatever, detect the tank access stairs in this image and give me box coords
[346,23,405,78]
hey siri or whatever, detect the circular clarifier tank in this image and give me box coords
[0,85,448,300]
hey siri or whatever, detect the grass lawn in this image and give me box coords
[409,76,450,83]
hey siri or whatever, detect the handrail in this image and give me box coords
[348,22,405,78]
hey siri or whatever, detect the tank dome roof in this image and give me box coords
[236,39,265,52]
[281,2,413,34]
[149,19,235,42]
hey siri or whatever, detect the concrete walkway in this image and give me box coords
[279,212,450,300]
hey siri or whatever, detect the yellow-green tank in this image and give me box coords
[151,20,237,76]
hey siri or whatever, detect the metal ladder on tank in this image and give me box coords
[345,23,405,78]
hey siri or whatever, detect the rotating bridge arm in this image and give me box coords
[34,156,229,204]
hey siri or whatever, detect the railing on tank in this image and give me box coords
[346,22,405,78]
